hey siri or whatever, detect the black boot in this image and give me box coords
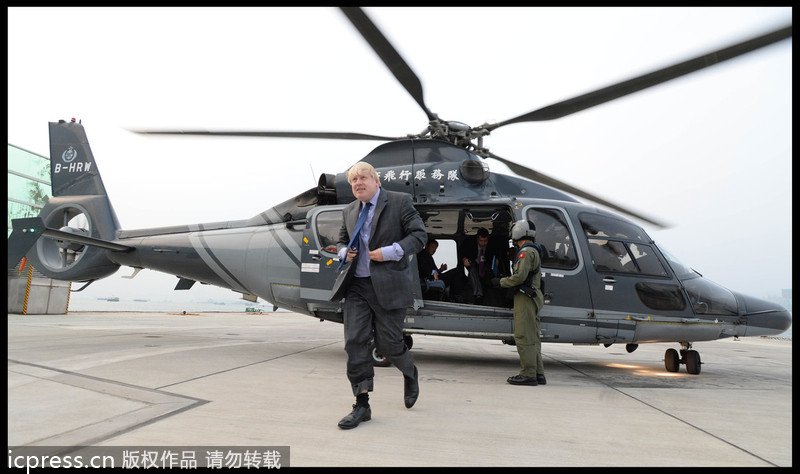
[404,366,419,408]
[338,404,371,429]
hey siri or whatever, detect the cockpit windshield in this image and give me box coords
[655,244,739,316]
[656,245,698,280]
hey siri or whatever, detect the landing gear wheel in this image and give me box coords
[685,349,701,375]
[403,334,414,350]
[664,348,680,372]
[370,340,391,367]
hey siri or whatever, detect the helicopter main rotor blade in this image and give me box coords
[340,7,437,122]
[486,24,792,130]
[129,129,399,141]
[487,151,669,229]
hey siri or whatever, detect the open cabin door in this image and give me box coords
[300,205,347,318]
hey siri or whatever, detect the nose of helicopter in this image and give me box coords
[738,294,792,337]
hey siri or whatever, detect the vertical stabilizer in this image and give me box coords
[49,119,108,197]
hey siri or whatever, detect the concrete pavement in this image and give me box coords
[7,311,792,467]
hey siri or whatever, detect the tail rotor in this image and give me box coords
[8,120,124,282]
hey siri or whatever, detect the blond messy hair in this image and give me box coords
[347,161,380,184]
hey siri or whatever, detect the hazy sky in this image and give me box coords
[7,7,792,304]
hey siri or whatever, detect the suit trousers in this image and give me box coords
[344,277,415,396]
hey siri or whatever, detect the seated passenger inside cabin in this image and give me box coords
[417,237,448,300]
[454,227,511,306]
[592,240,634,273]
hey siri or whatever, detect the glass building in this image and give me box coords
[8,144,51,237]
[8,143,70,314]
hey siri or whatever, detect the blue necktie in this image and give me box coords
[339,202,372,270]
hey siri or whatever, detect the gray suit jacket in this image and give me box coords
[337,188,427,310]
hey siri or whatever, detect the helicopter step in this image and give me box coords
[406,300,514,339]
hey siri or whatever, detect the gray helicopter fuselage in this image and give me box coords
[104,190,789,346]
[10,121,789,373]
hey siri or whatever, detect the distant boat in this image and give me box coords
[104,296,119,302]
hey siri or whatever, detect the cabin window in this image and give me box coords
[525,208,578,270]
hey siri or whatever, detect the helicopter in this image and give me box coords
[8,8,791,375]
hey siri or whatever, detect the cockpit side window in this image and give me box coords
[580,213,668,277]
[525,208,578,270]
[628,243,668,276]
[580,213,650,242]
[588,240,636,273]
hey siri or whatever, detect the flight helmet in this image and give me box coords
[510,219,536,242]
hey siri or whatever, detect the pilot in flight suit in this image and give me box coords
[494,219,546,386]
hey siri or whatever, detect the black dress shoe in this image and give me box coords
[404,366,419,408]
[338,404,371,430]
[507,374,538,386]
[537,374,547,385]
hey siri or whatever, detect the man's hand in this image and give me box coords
[369,248,385,262]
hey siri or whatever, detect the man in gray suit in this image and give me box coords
[335,161,427,429]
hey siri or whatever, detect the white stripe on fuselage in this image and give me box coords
[186,222,302,292]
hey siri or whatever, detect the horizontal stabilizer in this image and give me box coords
[7,217,134,270]
[7,217,46,270]
[175,278,196,290]
[40,227,134,252]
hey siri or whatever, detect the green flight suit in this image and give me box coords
[499,243,544,377]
